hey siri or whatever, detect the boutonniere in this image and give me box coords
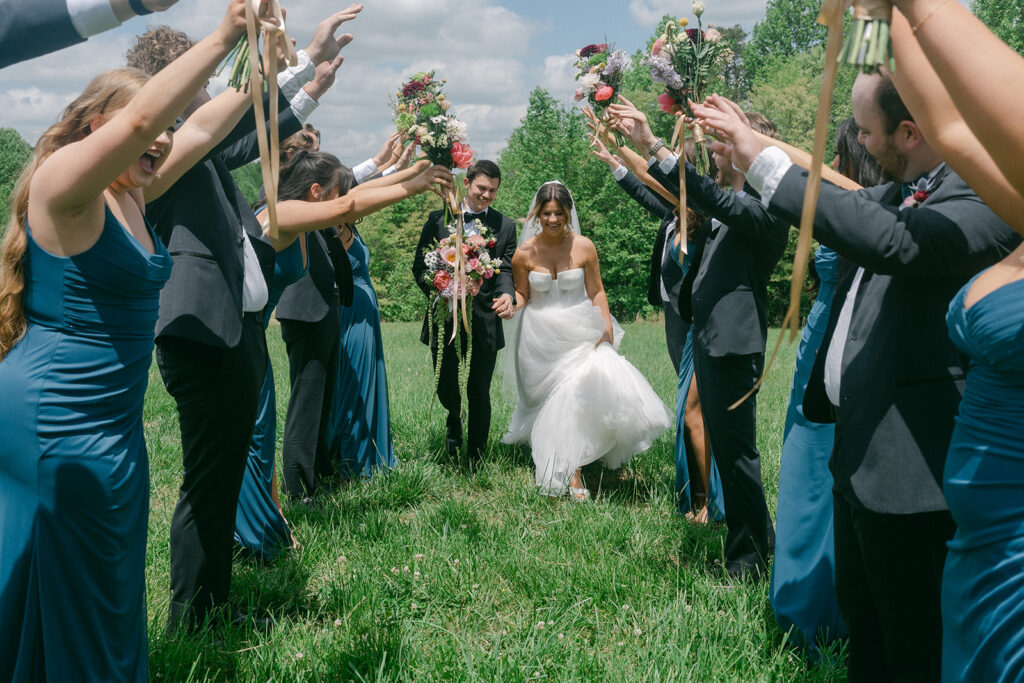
[901,189,931,209]
[447,219,488,235]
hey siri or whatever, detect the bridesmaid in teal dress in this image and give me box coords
[327,225,397,479]
[0,8,249,679]
[258,152,453,482]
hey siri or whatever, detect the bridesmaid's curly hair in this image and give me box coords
[0,68,149,361]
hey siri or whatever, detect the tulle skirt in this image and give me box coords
[502,298,672,494]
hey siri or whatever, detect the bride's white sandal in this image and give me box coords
[568,486,590,501]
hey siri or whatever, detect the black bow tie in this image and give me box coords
[463,211,486,223]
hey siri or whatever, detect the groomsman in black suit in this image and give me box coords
[130,9,359,631]
[0,0,179,69]
[691,76,1020,681]
[412,160,517,462]
[610,105,788,580]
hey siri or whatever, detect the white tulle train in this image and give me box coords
[501,268,672,495]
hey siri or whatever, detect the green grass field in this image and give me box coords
[142,320,847,681]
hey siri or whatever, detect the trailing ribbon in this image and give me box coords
[244,0,297,241]
[443,184,471,342]
[669,114,691,263]
[728,0,846,411]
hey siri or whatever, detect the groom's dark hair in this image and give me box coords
[466,160,501,185]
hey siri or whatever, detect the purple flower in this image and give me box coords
[648,53,684,90]
[603,50,629,76]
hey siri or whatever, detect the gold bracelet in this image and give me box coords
[911,0,953,34]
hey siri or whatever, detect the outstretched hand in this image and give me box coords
[303,55,344,100]
[372,132,402,168]
[394,140,417,171]
[606,95,657,150]
[305,4,363,65]
[412,163,453,197]
[588,134,618,168]
[690,94,764,172]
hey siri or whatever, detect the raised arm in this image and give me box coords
[888,9,1024,236]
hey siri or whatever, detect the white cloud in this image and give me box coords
[629,0,768,30]
[539,54,578,105]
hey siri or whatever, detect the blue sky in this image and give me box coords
[0,0,769,164]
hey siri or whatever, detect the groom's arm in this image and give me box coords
[493,216,517,301]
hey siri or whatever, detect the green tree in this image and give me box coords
[230,161,264,207]
[0,128,33,228]
[972,0,1024,53]
[745,0,829,84]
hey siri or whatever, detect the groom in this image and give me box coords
[413,160,517,461]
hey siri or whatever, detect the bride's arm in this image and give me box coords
[580,238,614,347]
[511,248,530,313]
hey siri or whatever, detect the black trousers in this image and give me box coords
[691,344,775,573]
[432,325,498,459]
[279,313,339,498]
[156,316,266,630]
[663,301,687,376]
[833,493,955,682]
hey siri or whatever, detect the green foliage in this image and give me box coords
[719,25,751,102]
[745,0,830,84]
[0,128,33,228]
[749,45,856,153]
[231,161,264,207]
[766,228,819,327]
[497,88,659,319]
[361,191,435,322]
[972,0,1024,53]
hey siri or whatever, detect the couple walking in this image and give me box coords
[414,163,671,499]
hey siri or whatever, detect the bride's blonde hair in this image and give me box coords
[0,68,150,361]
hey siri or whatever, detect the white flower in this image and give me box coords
[447,119,468,141]
[579,72,600,92]
[333,618,343,628]
[692,1,705,17]
[419,132,436,147]
[415,553,424,561]
[705,28,722,44]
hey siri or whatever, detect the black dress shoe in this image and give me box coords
[445,437,461,457]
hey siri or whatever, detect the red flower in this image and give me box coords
[686,29,705,43]
[913,190,929,203]
[451,141,474,169]
[433,271,452,291]
[595,86,614,102]
[580,43,607,58]
[487,239,497,249]
[402,80,426,97]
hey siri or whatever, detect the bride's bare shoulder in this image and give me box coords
[571,234,598,257]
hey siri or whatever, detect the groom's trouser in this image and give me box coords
[692,341,775,573]
[433,329,498,459]
[156,315,266,631]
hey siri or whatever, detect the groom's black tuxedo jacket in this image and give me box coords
[769,166,1020,514]
[653,160,790,357]
[412,207,517,353]
[147,93,301,348]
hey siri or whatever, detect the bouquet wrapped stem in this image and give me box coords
[837,0,894,73]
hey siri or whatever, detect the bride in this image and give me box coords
[501,181,672,498]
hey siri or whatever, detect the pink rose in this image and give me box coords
[652,37,664,56]
[451,141,474,169]
[468,258,481,271]
[657,93,680,114]
[439,237,451,247]
[574,89,586,102]
[433,271,452,291]
[595,86,614,102]
[482,269,494,279]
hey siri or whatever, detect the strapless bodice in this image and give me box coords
[528,268,587,309]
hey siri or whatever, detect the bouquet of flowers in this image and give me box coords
[573,42,630,143]
[421,221,502,304]
[392,71,474,169]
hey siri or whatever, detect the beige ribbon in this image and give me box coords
[445,185,471,342]
[244,0,297,241]
[669,114,691,262]
[728,0,847,411]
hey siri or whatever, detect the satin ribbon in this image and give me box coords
[244,0,298,241]
[445,184,471,342]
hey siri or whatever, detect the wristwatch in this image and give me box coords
[647,139,666,158]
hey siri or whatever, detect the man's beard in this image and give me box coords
[874,136,909,183]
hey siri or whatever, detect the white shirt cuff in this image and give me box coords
[658,153,679,175]
[278,49,315,100]
[67,0,121,38]
[746,145,792,207]
[288,88,318,125]
[611,165,628,181]
[382,165,398,176]
[352,159,379,184]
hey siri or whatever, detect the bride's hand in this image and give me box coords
[596,326,614,348]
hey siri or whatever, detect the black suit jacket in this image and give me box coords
[412,207,517,352]
[614,170,685,311]
[275,231,337,323]
[147,93,300,348]
[656,160,790,357]
[770,166,1021,514]
[0,0,86,68]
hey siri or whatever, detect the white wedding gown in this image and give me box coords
[501,268,673,495]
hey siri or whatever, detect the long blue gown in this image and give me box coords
[769,245,846,650]
[234,237,307,561]
[942,272,1024,682]
[671,237,725,519]
[0,210,171,681]
[326,228,396,479]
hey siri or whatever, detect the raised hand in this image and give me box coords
[690,94,764,172]
[606,95,658,150]
[588,134,618,169]
[303,55,345,100]
[393,140,417,171]
[372,132,402,169]
[215,0,252,45]
[412,164,453,197]
[305,4,363,65]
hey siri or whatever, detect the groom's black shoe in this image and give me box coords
[445,415,463,457]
